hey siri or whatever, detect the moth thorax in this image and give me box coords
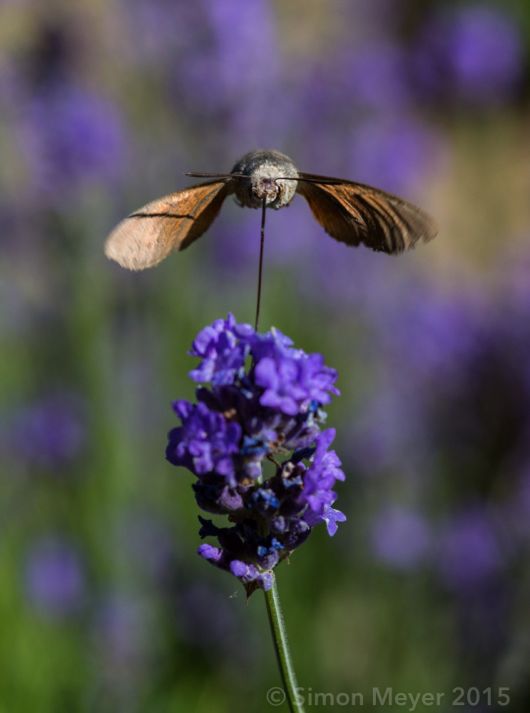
[231,149,299,210]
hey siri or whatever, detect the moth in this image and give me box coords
[104,149,437,270]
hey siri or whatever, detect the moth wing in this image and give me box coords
[104,180,232,270]
[297,173,437,254]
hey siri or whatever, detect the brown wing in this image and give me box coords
[297,173,437,254]
[104,180,232,270]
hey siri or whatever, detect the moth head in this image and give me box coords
[231,149,298,210]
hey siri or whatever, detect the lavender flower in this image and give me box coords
[5,393,85,471]
[437,508,503,593]
[166,315,345,594]
[20,83,126,199]
[24,536,86,618]
[370,504,432,571]
[415,5,524,106]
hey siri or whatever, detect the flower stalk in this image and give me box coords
[265,572,305,713]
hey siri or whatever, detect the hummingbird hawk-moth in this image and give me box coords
[104,149,437,270]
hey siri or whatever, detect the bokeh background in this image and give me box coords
[1,0,530,711]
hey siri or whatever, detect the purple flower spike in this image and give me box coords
[415,5,524,106]
[370,505,432,570]
[24,536,86,618]
[22,83,126,199]
[167,315,345,594]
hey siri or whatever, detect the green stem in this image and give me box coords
[264,572,305,712]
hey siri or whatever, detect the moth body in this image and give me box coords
[231,149,298,210]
